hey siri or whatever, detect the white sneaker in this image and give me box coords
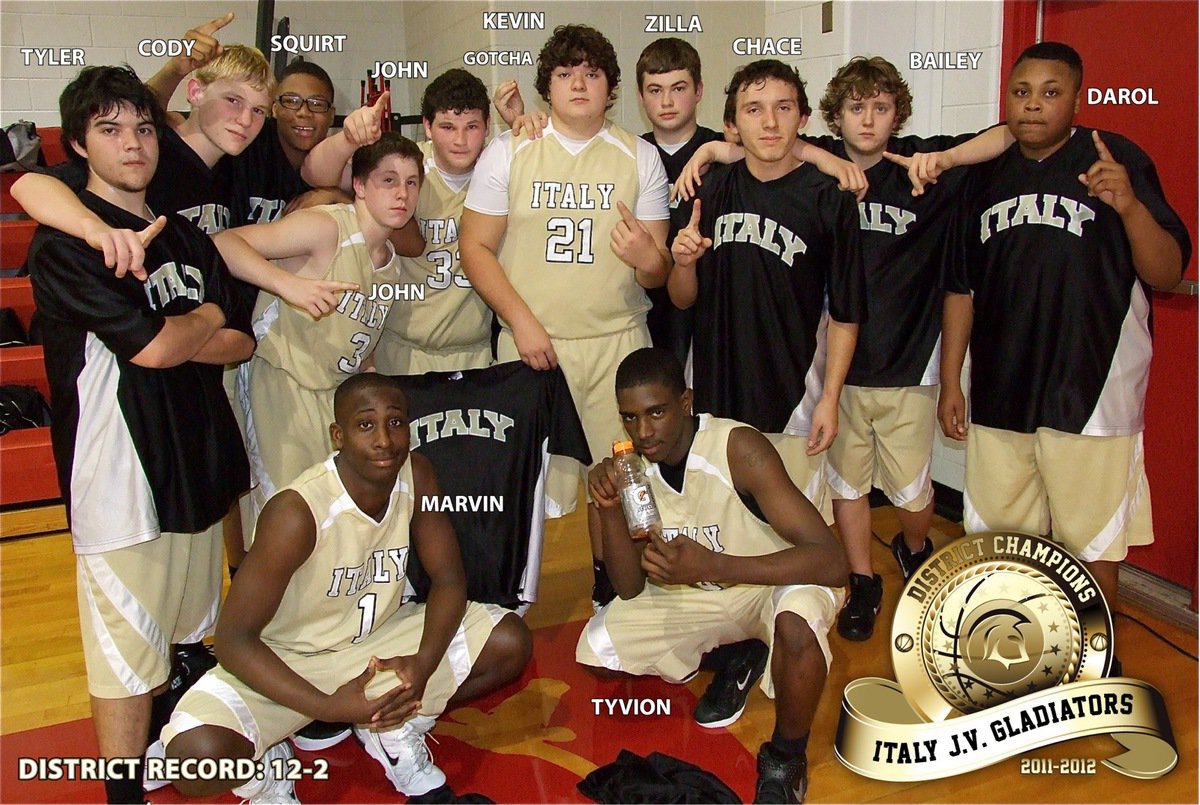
[143,739,169,792]
[232,741,300,804]
[354,722,446,796]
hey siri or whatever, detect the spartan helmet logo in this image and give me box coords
[961,604,1044,685]
[967,610,1032,669]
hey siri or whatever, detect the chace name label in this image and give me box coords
[733,38,802,56]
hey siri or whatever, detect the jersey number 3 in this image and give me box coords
[546,217,594,264]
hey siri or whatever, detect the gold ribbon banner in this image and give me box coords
[835,677,1177,781]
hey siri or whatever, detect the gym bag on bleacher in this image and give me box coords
[0,121,42,172]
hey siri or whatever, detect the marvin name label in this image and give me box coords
[420,495,504,513]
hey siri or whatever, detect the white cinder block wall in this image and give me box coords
[0,0,1002,491]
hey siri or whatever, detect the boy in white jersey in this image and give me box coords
[305,69,495,374]
[460,25,672,612]
[162,374,531,801]
[577,348,847,804]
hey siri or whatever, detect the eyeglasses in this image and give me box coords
[276,94,332,113]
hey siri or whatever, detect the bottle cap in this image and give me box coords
[612,439,634,455]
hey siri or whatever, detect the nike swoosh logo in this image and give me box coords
[736,666,754,691]
[375,734,399,765]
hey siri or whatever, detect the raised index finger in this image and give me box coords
[196,11,235,36]
[616,200,636,225]
[688,198,702,229]
[1091,130,1114,162]
[371,90,391,116]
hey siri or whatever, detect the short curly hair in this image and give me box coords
[535,25,620,109]
[818,57,912,136]
[421,69,490,123]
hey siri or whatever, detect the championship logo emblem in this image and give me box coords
[835,532,1177,781]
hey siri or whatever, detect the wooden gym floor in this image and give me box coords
[1,504,1196,802]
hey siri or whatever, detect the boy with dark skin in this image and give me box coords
[163,374,531,801]
[942,43,1189,660]
[577,348,847,803]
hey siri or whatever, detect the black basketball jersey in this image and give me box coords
[945,127,1191,435]
[674,160,867,434]
[802,131,976,387]
[28,191,252,553]
[218,118,311,226]
[43,125,232,235]
[643,126,723,365]
[394,362,591,607]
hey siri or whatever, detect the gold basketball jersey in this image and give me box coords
[501,125,650,339]
[261,454,416,654]
[382,142,491,352]
[252,203,400,389]
[646,415,793,570]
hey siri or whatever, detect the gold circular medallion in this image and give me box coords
[892,532,1112,722]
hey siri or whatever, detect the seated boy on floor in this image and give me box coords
[162,373,531,801]
[577,348,848,804]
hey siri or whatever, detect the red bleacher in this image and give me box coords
[2,127,65,507]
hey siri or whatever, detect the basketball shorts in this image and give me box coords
[498,324,650,511]
[826,385,936,512]
[964,425,1153,562]
[373,331,492,376]
[576,582,844,696]
[161,601,506,759]
[76,522,223,698]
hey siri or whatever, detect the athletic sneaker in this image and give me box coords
[836,573,883,641]
[232,741,300,804]
[693,639,769,728]
[891,533,934,581]
[292,719,351,751]
[355,722,447,796]
[142,739,169,792]
[754,743,807,804]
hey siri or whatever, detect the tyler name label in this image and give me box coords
[21,48,84,66]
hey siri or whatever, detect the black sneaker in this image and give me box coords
[292,719,352,751]
[837,573,883,641]
[592,561,616,612]
[693,639,769,728]
[754,742,807,803]
[150,642,217,738]
[891,533,934,580]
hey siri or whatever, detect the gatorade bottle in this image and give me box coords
[612,440,664,540]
